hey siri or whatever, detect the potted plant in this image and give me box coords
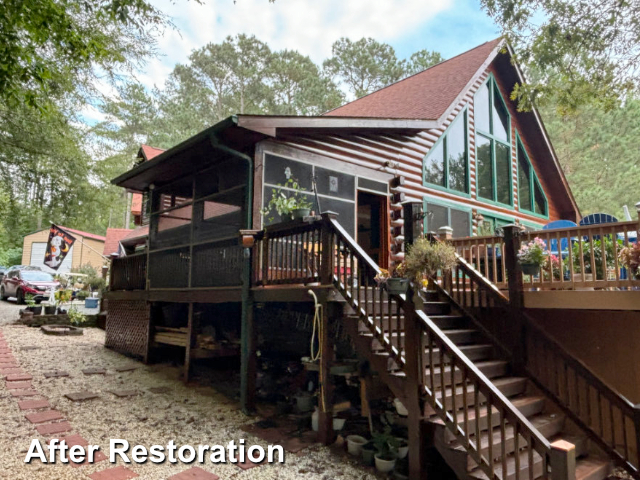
[404,237,457,285]
[361,440,376,466]
[542,254,563,281]
[517,237,546,276]
[54,289,72,314]
[346,435,368,456]
[394,437,409,460]
[372,427,399,473]
[67,307,87,327]
[44,303,56,315]
[25,294,42,315]
[375,262,409,295]
[619,243,640,279]
[261,178,313,222]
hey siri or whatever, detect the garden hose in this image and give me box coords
[308,289,326,412]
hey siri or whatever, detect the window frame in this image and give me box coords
[515,132,549,219]
[423,197,473,238]
[474,74,513,208]
[422,108,471,198]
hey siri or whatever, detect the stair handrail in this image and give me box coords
[325,216,560,480]
[444,252,640,479]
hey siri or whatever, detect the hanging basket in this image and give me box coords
[520,263,540,276]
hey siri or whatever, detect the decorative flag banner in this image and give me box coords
[44,224,76,270]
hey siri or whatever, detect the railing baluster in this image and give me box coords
[501,408,507,477]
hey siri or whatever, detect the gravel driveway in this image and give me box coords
[0,326,378,480]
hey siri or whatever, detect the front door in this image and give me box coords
[357,191,389,268]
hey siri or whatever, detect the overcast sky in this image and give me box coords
[85,0,500,122]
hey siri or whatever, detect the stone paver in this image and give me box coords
[18,399,51,410]
[82,368,107,375]
[6,373,32,381]
[5,380,31,390]
[88,466,139,480]
[43,370,70,378]
[115,366,138,372]
[169,466,219,479]
[35,421,73,435]
[110,390,140,398]
[236,458,266,470]
[52,434,88,447]
[10,389,39,397]
[65,391,99,401]
[25,409,65,424]
[0,368,23,376]
[0,362,18,368]
[70,450,108,468]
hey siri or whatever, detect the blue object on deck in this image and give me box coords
[85,297,99,309]
[542,220,577,257]
[579,213,619,226]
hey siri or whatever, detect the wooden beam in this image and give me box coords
[184,303,196,382]
[236,115,438,131]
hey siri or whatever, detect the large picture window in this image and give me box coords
[517,136,548,217]
[424,199,472,238]
[423,110,468,194]
[475,76,512,206]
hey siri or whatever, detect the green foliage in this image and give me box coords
[75,290,90,300]
[480,0,640,112]
[261,178,312,221]
[404,238,458,282]
[0,247,23,267]
[571,237,620,279]
[371,427,399,460]
[24,294,36,307]
[67,306,88,326]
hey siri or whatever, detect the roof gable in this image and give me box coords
[325,38,503,121]
[138,144,165,161]
[103,228,132,255]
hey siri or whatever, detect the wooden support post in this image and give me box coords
[404,285,425,478]
[502,224,526,371]
[633,406,640,472]
[320,212,337,285]
[550,439,576,480]
[240,244,256,415]
[184,302,196,382]
[143,302,153,365]
[402,201,424,248]
[318,298,335,445]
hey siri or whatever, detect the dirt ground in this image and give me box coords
[0,324,379,480]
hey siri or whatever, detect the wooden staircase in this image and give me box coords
[344,289,612,480]
[252,213,640,480]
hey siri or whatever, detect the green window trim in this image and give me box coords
[423,108,470,196]
[515,132,549,219]
[423,197,473,237]
[474,74,513,207]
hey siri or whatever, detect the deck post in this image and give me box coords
[404,284,425,478]
[502,224,526,371]
[318,297,335,445]
[402,201,424,247]
[184,302,195,382]
[240,244,256,415]
[320,212,338,285]
[550,439,576,480]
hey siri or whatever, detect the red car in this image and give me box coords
[0,267,59,304]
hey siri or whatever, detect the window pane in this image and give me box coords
[476,135,493,200]
[447,113,468,192]
[492,84,509,142]
[495,142,512,204]
[426,203,448,232]
[451,209,470,237]
[424,140,445,186]
[518,145,532,211]
[534,179,547,215]
[475,82,491,133]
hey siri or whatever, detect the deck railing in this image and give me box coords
[436,240,640,479]
[110,253,147,291]
[449,219,640,291]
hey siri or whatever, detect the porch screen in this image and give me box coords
[425,201,471,238]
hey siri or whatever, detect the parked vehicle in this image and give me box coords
[0,267,59,304]
[0,266,6,282]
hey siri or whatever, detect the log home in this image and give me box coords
[106,39,640,480]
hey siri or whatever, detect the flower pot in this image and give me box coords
[375,453,397,473]
[520,263,540,276]
[347,435,367,456]
[394,439,409,459]
[294,392,314,413]
[361,446,375,466]
[385,278,409,295]
[292,208,310,220]
[32,306,43,316]
[44,306,56,315]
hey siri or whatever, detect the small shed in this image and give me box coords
[21,227,106,274]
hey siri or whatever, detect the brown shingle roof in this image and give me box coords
[139,144,165,161]
[325,38,503,121]
[103,228,132,256]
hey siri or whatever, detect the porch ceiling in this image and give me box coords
[111,117,267,191]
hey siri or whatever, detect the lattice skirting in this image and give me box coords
[105,300,150,358]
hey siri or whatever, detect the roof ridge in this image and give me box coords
[323,37,503,117]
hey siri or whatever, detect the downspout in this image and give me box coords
[209,135,254,414]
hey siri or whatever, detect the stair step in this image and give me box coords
[423,290,440,302]
[454,414,565,469]
[435,377,528,407]
[468,447,544,480]
[440,328,483,345]
[429,315,471,330]
[427,344,495,363]
[434,396,546,443]
[574,457,611,480]
[424,301,452,315]
[424,360,510,388]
